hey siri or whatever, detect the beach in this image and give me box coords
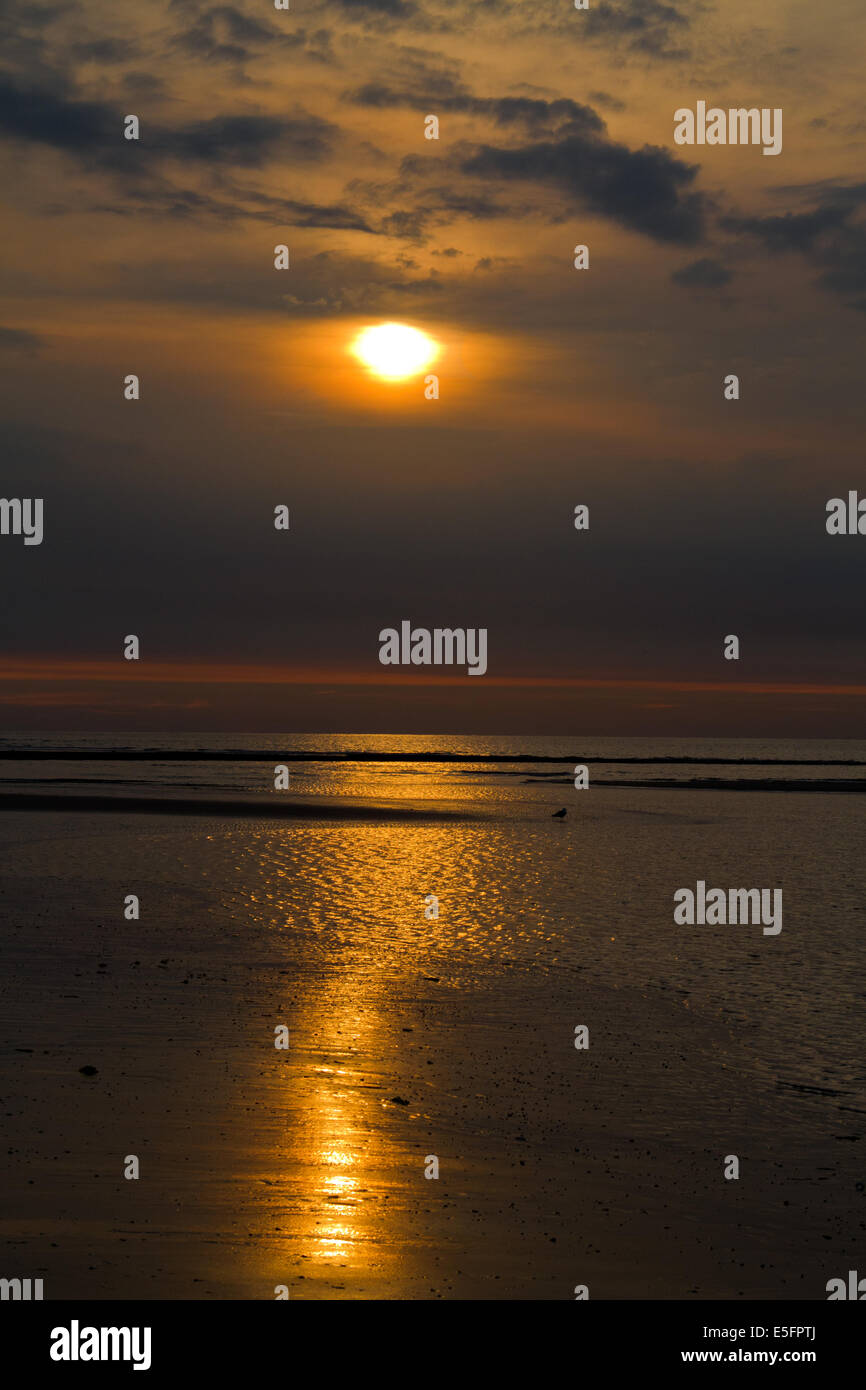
[1,739,864,1299]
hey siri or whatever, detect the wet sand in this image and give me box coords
[0,791,485,820]
[1,796,863,1299]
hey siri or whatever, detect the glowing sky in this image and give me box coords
[0,0,864,732]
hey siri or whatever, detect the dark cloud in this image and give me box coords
[346,168,518,240]
[815,226,866,305]
[722,203,854,253]
[588,90,627,113]
[154,113,335,167]
[276,248,446,315]
[212,177,373,229]
[304,29,337,65]
[671,256,732,288]
[460,130,706,243]
[407,180,516,222]
[722,184,866,310]
[333,0,416,13]
[70,38,137,64]
[0,73,335,171]
[378,207,428,239]
[348,84,605,136]
[71,181,373,230]
[208,5,285,44]
[350,79,702,244]
[0,0,67,80]
[585,0,691,60]
[0,71,116,153]
[173,4,317,67]
[0,325,44,353]
[124,71,167,98]
[0,0,67,24]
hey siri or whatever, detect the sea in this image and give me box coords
[1,733,864,1297]
[1,732,865,806]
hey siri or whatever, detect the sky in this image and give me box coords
[1,0,865,735]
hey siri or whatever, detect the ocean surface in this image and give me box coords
[2,733,864,1296]
[1,732,865,808]
[2,731,864,1096]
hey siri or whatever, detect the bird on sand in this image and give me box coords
[552,807,568,819]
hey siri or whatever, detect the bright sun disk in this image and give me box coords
[350,322,439,380]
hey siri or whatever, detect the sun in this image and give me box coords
[350,322,439,380]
